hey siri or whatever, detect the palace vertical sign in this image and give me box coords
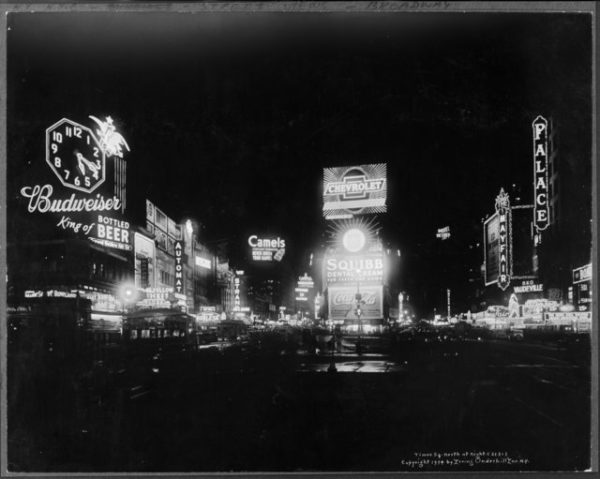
[495,188,512,291]
[532,116,549,232]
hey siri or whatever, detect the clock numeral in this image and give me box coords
[52,131,63,144]
[51,143,58,153]
[65,126,73,137]
[74,127,82,138]
[96,160,101,169]
[74,177,81,186]
[54,157,62,168]
[93,147,99,158]
[85,177,91,187]
[63,169,70,180]
[86,134,90,145]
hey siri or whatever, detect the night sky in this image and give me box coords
[7,11,592,307]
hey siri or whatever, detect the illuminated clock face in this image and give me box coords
[46,118,106,193]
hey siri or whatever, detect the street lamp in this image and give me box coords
[327,324,337,373]
[398,292,404,323]
[117,282,138,313]
[355,268,363,356]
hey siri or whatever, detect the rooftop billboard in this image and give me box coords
[323,163,387,220]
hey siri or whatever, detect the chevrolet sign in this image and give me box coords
[323,164,387,219]
[324,177,385,199]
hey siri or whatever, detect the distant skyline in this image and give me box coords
[7,11,592,313]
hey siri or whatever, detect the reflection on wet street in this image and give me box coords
[298,355,407,373]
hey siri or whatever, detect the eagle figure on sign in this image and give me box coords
[89,115,130,159]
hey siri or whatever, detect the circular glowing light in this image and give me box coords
[117,282,138,304]
[342,228,366,252]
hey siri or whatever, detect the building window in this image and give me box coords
[160,270,174,286]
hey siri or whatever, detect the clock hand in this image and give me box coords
[76,152,87,176]
[76,152,100,180]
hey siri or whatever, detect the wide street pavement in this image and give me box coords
[7,331,591,472]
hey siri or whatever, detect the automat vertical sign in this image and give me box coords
[532,116,549,232]
[174,240,184,294]
[495,188,512,291]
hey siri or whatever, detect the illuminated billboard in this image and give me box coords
[484,213,500,285]
[89,215,131,251]
[20,115,131,251]
[436,226,451,240]
[195,256,212,269]
[248,235,286,262]
[295,274,314,302]
[324,253,384,285]
[323,163,387,220]
[328,285,383,321]
[573,263,592,284]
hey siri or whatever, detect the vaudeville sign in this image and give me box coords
[495,188,512,291]
[20,115,132,251]
[532,115,549,233]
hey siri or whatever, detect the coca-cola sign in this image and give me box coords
[328,285,383,321]
[332,291,377,306]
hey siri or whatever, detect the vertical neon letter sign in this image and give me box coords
[495,188,512,291]
[532,116,549,232]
